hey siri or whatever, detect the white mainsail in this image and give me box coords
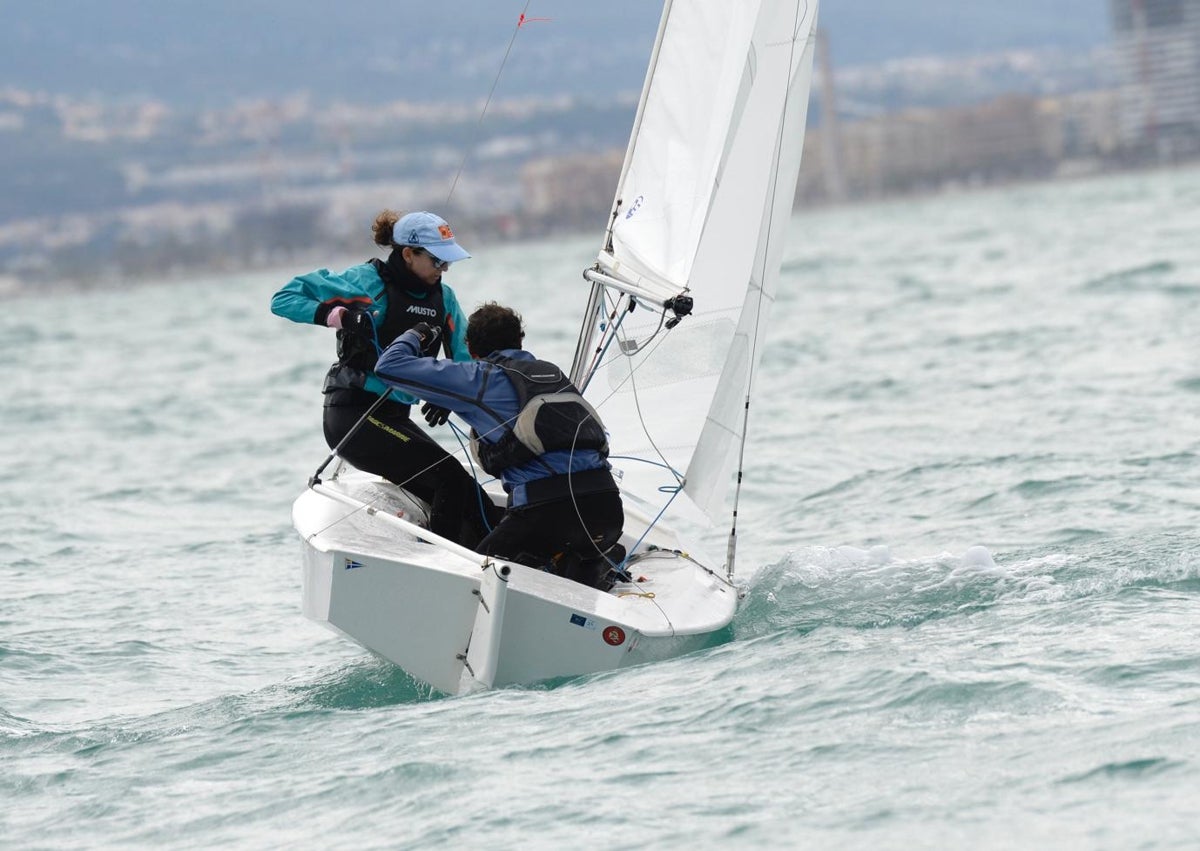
[573,0,819,525]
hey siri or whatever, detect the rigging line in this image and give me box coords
[608,454,676,471]
[584,302,672,413]
[611,567,675,631]
[612,316,682,487]
[602,517,679,630]
[580,310,682,487]
[445,1,538,206]
[568,263,610,387]
[307,481,423,540]
[585,289,629,372]
[448,419,495,534]
[621,484,683,577]
[580,290,630,391]
[610,297,669,365]
[582,341,679,483]
[724,0,810,580]
[625,547,734,588]
[564,419,625,574]
[623,583,674,633]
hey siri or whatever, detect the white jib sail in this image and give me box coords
[578,0,819,524]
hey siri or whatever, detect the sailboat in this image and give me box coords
[290,0,820,695]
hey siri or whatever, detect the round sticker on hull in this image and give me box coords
[603,626,626,646]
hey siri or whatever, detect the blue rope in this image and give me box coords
[448,419,495,533]
[608,454,680,475]
[618,482,683,574]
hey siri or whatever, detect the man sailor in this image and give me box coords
[375,302,625,589]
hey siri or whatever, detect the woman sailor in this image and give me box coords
[270,209,498,547]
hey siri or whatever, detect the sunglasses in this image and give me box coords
[414,247,450,271]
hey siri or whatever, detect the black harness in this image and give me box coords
[324,256,451,402]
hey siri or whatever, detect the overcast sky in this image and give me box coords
[2,1,1112,105]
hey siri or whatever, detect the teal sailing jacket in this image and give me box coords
[271,261,471,405]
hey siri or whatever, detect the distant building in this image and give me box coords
[1110,0,1200,156]
[1048,89,1126,160]
[797,94,1066,202]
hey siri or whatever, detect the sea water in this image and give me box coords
[2,166,1198,848]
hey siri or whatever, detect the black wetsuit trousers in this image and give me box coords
[323,395,499,548]
[477,490,625,589]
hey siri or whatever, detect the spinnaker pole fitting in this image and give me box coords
[663,294,693,329]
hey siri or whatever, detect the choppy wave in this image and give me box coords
[4,168,1200,847]
[738,537,1200,634]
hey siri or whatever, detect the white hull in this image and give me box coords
[293,470,738,695]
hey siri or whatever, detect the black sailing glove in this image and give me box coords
[409,322,442,356]
[421,402,451,427]
[342,307,377,345]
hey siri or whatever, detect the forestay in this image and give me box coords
[571,0,819,526]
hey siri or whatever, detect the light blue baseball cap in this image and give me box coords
[393,211,471,263]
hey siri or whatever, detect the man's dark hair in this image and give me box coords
[467,302,524,356]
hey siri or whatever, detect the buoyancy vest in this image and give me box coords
[328,258,451,396]
[471,355,609,478]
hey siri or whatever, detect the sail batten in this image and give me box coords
[575,0,819,525]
